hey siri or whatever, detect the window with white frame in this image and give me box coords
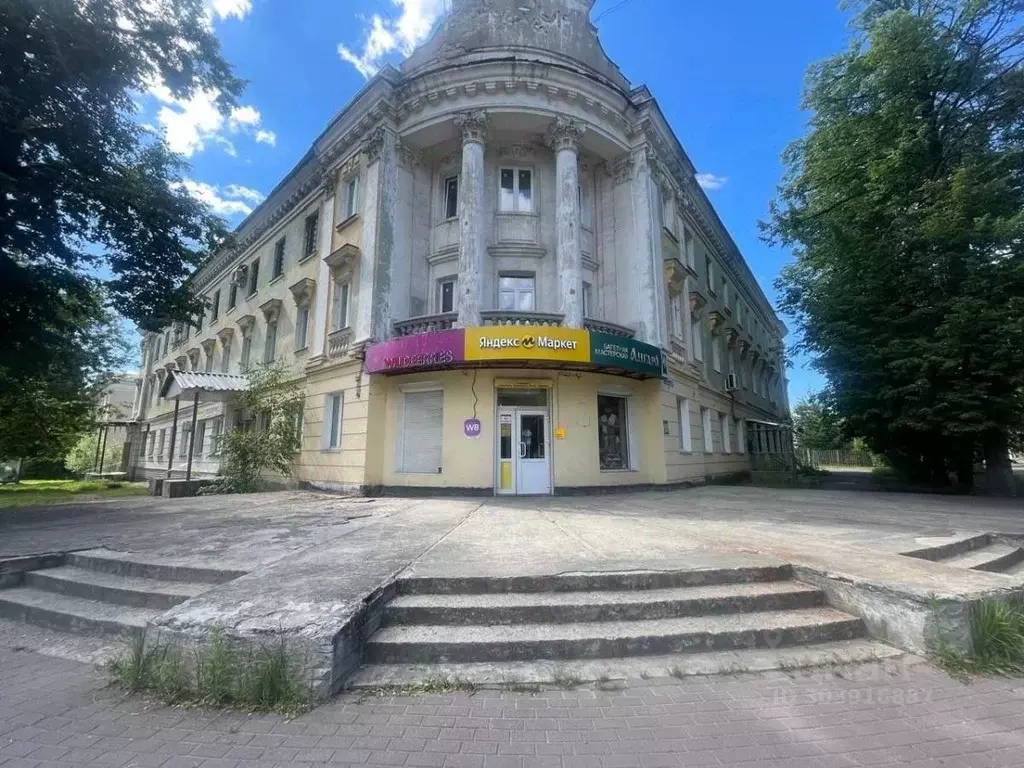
[228,283,238,310]
[211,290,220,322]
[221,343,231,373]
[248,258,259,296]
[272,238,286,278]
[204,350,214,373]
[303,212,319,258]
[344,176,360,219]
[692,317,704,361]
[683,227,695,269]
[597,394,630,470]
[443,175,458,220]
[323,392,343,450]
[240,333,252,369]
[499,168,533,213]
[437,277,456,314]
[712,335,722,373]
[157,429,165,458]
[263,320,278,363]
[677,398,692,452]
[147,432,155,457]
[399,388,444,473]
[179,424,190,458]
[330,278,350,331]
[721,276,730,310]
[701,406,714,453]
[670,292,684,338]
[193,420,206,458]
[210,417,223,456]
[295,306,309,350]
[498,274,535,312]
[720,412,731,453]
[661,189,676,236]
[706,256,715,294]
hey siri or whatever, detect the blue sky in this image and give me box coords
[139,0,857,402]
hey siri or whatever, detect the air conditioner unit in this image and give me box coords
[231,264,249,286]
[725,373,739,391]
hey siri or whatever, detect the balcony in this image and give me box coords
[327,327,352,358]
[393,313,457,337]
[584,318,635,339]
[481,311,563,327]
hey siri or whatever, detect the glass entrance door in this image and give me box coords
[495,406,550,495]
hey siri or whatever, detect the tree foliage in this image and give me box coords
[204,364,304,494]
[793,391,849,451]
[765,0,1024,492]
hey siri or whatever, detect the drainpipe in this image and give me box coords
[185,390,200,484]
[166,397,180,478]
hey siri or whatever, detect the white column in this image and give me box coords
[549,118,585,328]
[309,180,336,361]
[628,146,666,348]
[454,111,487,328]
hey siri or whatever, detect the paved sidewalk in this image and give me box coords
[2,646,1024,767]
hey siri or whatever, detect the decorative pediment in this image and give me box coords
[237,314,257,334]
[324,244,360,279]
[175,355,189,371]
[663,258,686,295]
[259,297,283,323]
[725,327,740,348]
[289,277,316,307]
[707,310,726,335]
[689,288,707,315]
[201,339,217,357]
[216,327,235,345]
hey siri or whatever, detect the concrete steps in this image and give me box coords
[0,549,244,640]
[903,535,1024,576]
[357,566,879,685]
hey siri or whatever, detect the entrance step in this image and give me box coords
[356,566,880,683]
[384,580,825,626]
[349,638,905,688]
[24,566,205,611]
[943,543,1024,573]
[66,549,246,584]
[0,587,158,638]
[366,607,865,664]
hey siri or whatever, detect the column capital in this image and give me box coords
[454,110,488,146]
[546,117,585,153]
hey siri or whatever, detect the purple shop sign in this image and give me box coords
[463,418,482,439]
[365,329,466,374]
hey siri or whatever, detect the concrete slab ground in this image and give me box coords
[3,485,1024,693]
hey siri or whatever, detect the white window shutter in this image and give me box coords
[401,390,443,473]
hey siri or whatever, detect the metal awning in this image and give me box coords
[745,419,792,429]
[159,370,249,400]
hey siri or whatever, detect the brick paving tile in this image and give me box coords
[5,647,1024,767]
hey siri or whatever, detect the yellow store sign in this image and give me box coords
[465,327,590,363]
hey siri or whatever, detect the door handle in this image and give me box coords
[519,441,526,459]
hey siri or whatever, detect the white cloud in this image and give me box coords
[174,179,264,217]
[147,84,274,157]
[206,0,253,22]
[696,172,729,191]
[338,0,448,79]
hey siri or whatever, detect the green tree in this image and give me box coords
[765,0,1024,494]
[1,0,243,462]
[206,364,304,494]
[793,391,848,451]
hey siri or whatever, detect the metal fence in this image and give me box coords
[800,448,874,468]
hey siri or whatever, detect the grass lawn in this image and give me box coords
[0,479,149,508]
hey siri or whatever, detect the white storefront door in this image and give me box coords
[495,406,551,495]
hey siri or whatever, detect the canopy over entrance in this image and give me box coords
[159,370,249,400]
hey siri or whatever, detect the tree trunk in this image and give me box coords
[983,430,1016,497]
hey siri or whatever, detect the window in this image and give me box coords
[721,412,731,453]
[193,420,206,458]
[323,392,343,450]
[712,335,722,373]
[736,418,746,454]
[303,212,319,258]
[221,343,231,373]
[706,257,716,294]
[295,307,309,350]
[331,279,350,331]
[499,167,533,212]
[195,310,203,332]
[683,227,695,269]
[598,395,629,470]
[163,331,170,356]
[210,418,223,456]
[399,389,443,473]
[157,429,165,459]
[248,259,259,296]
[240,333,252,369]
[678,398,692,452]
[264,320,278,363]
[179,424,190,458]
[147,432,155,458]
[344,176,360,219]
[670,292,683,337]
[702,407,714,454]
[443,176,459,220]
[437,278,456,314]
[692,319,704,361]
[498,274,535,312]
[211,290,220,322]
[582,281,593,319]
[722,276,729,309]
[273,238,286,279]
[228,282,238,310]
[205,349,214,373]
[661,190,676,235]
